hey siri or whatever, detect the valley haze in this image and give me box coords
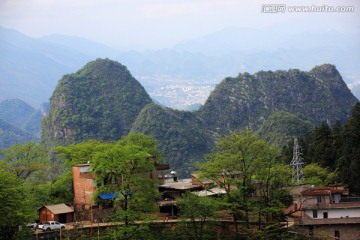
[0,0,359,109]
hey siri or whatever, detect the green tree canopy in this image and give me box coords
[56,140,107,166]
[197,130,289,235]
[338,102,360,194]
[302,163,341,187]
[120,132,163,160]
[90,134,161,238]
[0,170,34,239]
[177,192,218,240]
[281,103,360,195]
[0,142,49,180]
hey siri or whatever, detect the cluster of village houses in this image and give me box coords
[37,162,360,239]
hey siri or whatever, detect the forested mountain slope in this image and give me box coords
[41,59,152,150]
[41,60,358,177]
[199,64,358,136]
[131,103,214,176]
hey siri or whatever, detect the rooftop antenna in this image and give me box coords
[290,138,305,185]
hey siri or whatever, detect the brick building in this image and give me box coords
[72,163,96,209]
[294,186,360,240]
[72,162,170,210]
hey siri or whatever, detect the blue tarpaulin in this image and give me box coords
[99,193,117,200]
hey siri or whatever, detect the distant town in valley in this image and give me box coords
[0,1,359,239]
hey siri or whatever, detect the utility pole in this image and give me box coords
[290,138,305,185]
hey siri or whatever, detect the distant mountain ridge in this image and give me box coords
[0,99,36,128]
[0,118,35,149]
[1,26,359,109]
[199,64,357,135]
[41,59,359,177]
[0,99,49,148]
[40,34,120,60]
[0,27,87,107]
[174,27,359,54]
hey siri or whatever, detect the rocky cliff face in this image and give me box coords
[41,61,358,177]
[41,59,152,150]
[199,64,358,136]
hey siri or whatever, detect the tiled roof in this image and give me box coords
[301,187,349,196]
[305,202,360,210]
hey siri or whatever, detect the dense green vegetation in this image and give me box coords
[301,163,339,187]
[0,142,73,239]
[0,170,35,239]
[2,124,357,239]
[0,131,301,239]
[199,64,357,135]
[51,133,163,239]
[0,133,162,239]
[131,103,214,177]
[177,191,219,240]
[132,64,357,176]
[281,103,360,195]
[41,58,152,152]
[1,50,358,238]
[195,130,293,239]
[257,111,313,146]
[40,60,358,178]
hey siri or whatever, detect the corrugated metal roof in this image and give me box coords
[40,203,74,214]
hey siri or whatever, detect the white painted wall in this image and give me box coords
[304,208,360,219]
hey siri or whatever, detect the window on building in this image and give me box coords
[313,210,318,218]
[323,212,328,218]
[335,230,340,240]
[317,195,322,203]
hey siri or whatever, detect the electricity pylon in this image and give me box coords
[290,138,305,185]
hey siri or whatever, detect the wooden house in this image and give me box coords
[38,203,74,223]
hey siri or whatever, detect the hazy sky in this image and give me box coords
[0,0,359,50]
